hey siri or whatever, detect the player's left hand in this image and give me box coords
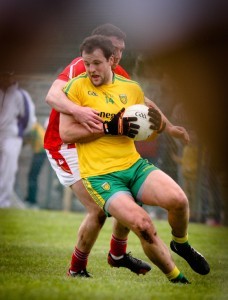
[166,125,190,144]
[103,108,140,138]
[148,107,166,133]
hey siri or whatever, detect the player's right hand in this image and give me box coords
[148,107,166,133]
[103,108,140,138]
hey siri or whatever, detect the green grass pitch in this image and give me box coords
[0,209,227,300]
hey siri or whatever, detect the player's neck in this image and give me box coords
[106,71,114,85]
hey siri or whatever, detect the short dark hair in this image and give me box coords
[80,35,115,60]
[91,23,126,40]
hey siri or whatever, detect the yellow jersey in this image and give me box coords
[64,73,144,177]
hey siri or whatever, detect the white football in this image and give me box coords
[123,104,154,141]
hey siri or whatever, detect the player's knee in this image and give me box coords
[89,208,106,227]
[173,190,188,211]
[133,215,157,243]
[97,212,106,227]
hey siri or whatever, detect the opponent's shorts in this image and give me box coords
[82,158,158,216]
[45,147,80,187]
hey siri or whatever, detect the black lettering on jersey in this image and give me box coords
[99,112,115,120]
[88,91,98,96]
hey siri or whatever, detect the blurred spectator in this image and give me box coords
[171,101,224,224]
[135,140,158,164]
[133,54,180,219]
[24,121,46,208]
[198,148,222,226]
[0,71,36,208]
[133,54,177,117]
[172,130,199,222]
[156,133,179,182]
[170,102,193,184]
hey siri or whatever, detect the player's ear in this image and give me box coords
[109,54,115,66]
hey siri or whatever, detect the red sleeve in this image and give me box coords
[57,57,86,81]
[114,65,130,79]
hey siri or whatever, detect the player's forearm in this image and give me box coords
[60,114,104,144]
[145,97,189,143]
[61,127,104,143]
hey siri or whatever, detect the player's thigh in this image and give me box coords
[72,180,104,215]
[141,169,187,210]
[108,194,151,231]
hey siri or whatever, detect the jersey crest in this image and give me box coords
[119,94,127,104]
[101,182,111,191]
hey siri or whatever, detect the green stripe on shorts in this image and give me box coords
[82,178,106,209]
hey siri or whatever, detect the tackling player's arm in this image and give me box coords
[46,79,78,114]
[145,96,190,144]
[45,79,102,131]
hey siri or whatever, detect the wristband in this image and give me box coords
[157,121,166,133]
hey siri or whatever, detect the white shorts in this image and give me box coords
[45,147,80,187]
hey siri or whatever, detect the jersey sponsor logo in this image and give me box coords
[101,182,111,191]
[119,94,127,104]
[99,111,115,120]
[88,91,98,96]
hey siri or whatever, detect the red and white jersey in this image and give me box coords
[44,57,130,151]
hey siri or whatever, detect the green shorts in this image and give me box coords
[82,158,158,216]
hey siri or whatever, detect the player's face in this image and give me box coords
[108,36,125,69]
[82,48,114,87]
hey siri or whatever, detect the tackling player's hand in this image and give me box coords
[166,125,190,144]
[72,106,103,133]
[103,108,140,138]
[148,107,166,133]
